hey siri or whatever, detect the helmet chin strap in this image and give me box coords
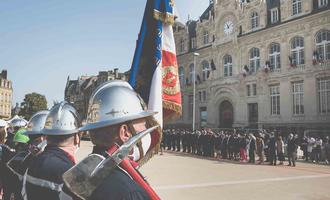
[127,122,144,162]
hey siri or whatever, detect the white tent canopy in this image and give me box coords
[0,119,7,127]
[7,115,21,123]
[7,115,28,127]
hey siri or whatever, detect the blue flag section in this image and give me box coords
[128,0,174,104]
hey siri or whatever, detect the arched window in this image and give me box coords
[201,60,210,81]
[249,48,260,73]
[189,64,194,84]
[203,30,209,44]
[251,12,259,30]
[269,43,281,70]
[316,30,330,61]
[179,66,185,87]
[223,55,233,77]
[292,0,302,16]
[291,36,305,65]
[318,0,328,8]
[180,38,185,52]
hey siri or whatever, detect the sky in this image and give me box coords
[0,0,209,107]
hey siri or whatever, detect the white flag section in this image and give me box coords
[162,25,176,54]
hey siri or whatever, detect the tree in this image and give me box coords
[19,92,48,120]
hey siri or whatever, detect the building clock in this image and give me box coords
[224,20,234,35]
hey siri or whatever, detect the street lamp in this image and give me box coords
[193,52,199,132]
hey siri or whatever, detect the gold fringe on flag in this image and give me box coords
[163,100,182,122]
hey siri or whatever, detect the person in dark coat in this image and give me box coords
[25,102,81,200]
[248,134,256,163]
[268,133,277,166]
[287,134,298,167]
[4,129,30,200]
[301,136,308,161]
[0,143,16,200]
[175,130,181,152]
[221,135,228,159]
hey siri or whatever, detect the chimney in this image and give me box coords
[1,70,7,79]
[114,68,119,78]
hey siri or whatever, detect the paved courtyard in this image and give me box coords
[77,141,330,200]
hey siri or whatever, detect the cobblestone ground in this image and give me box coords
[77,141,330,200]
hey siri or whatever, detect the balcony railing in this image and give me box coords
[289,64,305,71]
[271,68,281,73]
[316,60,330,69]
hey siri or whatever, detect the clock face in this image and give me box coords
[224,21,234,35]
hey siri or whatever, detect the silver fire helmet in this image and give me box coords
[79,80,157,132]
[25,110,49,135]
[42,101,81,135]
[10,118,28,128]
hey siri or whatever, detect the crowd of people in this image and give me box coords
[161,129,330,166]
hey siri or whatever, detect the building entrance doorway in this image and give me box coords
[219,100,234,128]
[248,103,258,128]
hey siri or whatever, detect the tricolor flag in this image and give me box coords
[128,0,181,164]
[129,0,182,127]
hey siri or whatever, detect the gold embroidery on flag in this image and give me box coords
[162,65,180,95]
[153,10,174,25]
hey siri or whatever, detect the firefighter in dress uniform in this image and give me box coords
[24,102,81,200]
[76,80,161,200]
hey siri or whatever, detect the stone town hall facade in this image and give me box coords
[171,0,330,133]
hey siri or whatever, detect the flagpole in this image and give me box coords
[193,52,199,132]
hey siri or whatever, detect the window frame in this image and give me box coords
[223,55,233,77]
[179,66,185,87]
[203,30,209,45]
[251,11,259,30]
[292,81,304,115]
[252,84,257,96]
[271,8,279,24]
[318,78,330,114]
[318,0,328,8]
[249,48,260,73]
[315,30,330,61]
[247,85,251,97]
[189,64,194,84]
[291,37,305,65]
[270,85,280,115]
[201,60,210,81]
[292,0,302,16]
[180,38,185,52]
[269,43,281,70]
[191,37,197,49]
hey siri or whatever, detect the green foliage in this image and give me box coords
[19,92,47,120]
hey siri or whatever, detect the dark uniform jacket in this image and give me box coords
[287,138,298,153]
[89,148,150,200]
[25,146,76,200]
[6,149,30,200]
[0,144,17,200]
